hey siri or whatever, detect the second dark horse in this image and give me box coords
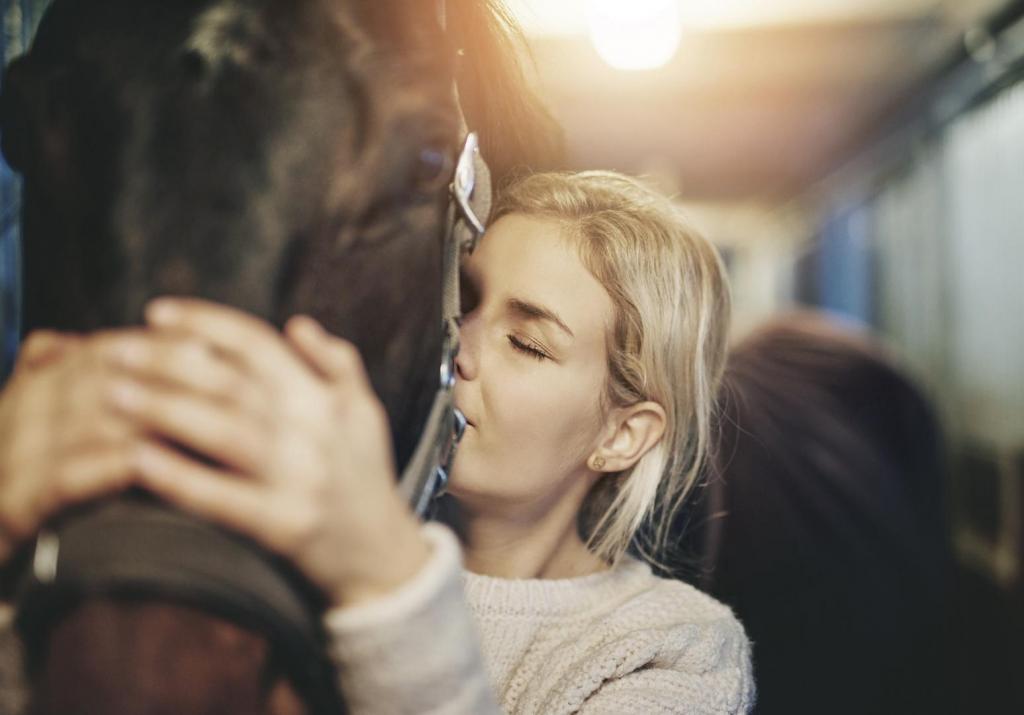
[0,0,560,712]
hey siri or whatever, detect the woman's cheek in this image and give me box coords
[513,381,597,458]
[451,387,545,482]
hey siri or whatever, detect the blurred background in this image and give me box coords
[502,0,1022,710]
[2,0,1022,710]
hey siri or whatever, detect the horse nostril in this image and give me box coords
[180,50,207,82]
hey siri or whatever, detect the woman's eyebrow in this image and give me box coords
[506,298,574,338]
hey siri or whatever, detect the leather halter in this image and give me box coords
[398,131,489,515]
[396,0,492,515]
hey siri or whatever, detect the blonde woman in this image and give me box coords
[0,171,753,713]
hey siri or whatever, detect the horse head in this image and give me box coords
[3,0,467,461]
[0,0,476,712]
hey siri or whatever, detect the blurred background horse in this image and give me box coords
[697,313,953,715]
[0,0,560,713]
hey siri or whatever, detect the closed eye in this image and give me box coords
[508,334,550,361]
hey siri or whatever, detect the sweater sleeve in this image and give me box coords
[323,523,501,715]
[575,615,755,715]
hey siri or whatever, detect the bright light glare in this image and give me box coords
[587,0,681,71]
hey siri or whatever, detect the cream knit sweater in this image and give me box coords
[0,524,754,714]
[328,524,755,714]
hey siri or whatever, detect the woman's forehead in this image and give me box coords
[468,214,570,274]
[468,214,613,340]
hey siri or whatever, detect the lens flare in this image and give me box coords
[587,0,682,71]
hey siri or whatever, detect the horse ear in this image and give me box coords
[355,0,448,54]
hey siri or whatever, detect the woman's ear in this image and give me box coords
[589,401,666,473]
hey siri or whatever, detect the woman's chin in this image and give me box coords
[447,453,523,508]
[444,472,493,507]
[444,472,474,500]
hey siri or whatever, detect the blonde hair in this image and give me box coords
[492,171,731,565]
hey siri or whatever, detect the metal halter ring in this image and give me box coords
[451,133,486,252]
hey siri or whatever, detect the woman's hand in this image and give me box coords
[0,331,142,565]
[108,298,430,607]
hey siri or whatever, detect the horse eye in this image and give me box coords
[413,146,453,193]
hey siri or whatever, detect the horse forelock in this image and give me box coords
[185,0,266,72]
[13,0,455,321]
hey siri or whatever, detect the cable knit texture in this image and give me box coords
[327,524,754,714]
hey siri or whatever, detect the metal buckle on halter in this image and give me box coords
[452,133,486,253]
[430,408,467,499]
[398,131,489,515]
[439,324,457,392]
[431,321,467,500]
[425,132,486,500]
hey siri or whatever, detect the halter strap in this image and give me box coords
[395,0,493,514]
[398,132,489,514]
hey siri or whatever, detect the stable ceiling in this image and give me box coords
[507,0,1012,198]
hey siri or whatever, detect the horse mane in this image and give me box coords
[355,0,565,186]
[445,0,565,185]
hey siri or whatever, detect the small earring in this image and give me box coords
[591,456,606,471]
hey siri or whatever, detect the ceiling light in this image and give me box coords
[587,0,682,71]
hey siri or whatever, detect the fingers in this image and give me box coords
[105,333,262,412]
[0,442,137,548]
[284,316,370,387]
[133,440,276,548]
[145,298,303,382]
[42,446,138,516]
[16,330,79,371]
[107,379,267,474]
[0,328,151,559]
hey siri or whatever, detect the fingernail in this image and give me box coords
[147,300,179,326]
[109,379,143,411]
[286,317,316,346]
[304,320,326,342]
[292,315,319,334]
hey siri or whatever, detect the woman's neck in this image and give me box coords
[455,493,609,580]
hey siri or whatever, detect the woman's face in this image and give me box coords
[451,214,614,514]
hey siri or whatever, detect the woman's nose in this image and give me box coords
[455,312,479,381]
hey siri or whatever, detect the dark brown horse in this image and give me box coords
[690,314,952,715]
[0,0,560,712]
